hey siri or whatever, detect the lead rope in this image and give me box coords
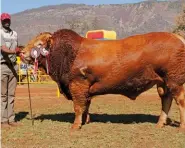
[45,54,49,74]
[34,58,38,74]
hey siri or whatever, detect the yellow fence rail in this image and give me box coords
[17,70,55,84]
[16,57,60,97]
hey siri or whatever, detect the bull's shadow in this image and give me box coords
[15,111,29,122]
[35,113,160,124]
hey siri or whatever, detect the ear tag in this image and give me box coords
[40,48,49,56]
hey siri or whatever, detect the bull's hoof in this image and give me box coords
[85,120,90,124]
[180,123,185,129]
[71,123,82,130]
[156,122,165,128]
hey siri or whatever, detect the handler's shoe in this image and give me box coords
[1,121,10,128]
[9,121,22,127]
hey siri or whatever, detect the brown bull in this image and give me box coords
[21,29,185,130]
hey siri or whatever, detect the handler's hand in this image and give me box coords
[15,47,25,54]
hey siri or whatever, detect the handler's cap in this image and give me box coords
[1,13,11,21]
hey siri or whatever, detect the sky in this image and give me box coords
[1,0,147,14]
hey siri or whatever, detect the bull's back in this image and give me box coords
[74,37,145,83]
[74,32,185,83]
[77,32,173,74]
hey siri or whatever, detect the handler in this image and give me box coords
[1,13,22,127]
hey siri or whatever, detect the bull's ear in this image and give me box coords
[46,36,53,49]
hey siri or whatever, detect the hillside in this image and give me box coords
[11,0,183,45]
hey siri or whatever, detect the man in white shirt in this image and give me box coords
[1,13,21,127]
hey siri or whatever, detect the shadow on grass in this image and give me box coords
[15,111,29,122]
[35,113,161,124]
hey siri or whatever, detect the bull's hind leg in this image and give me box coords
[157,82,185,129]
[85,100,91,124]
[173,86,185,129]
[157,84,173,128]
[69,79,91,130]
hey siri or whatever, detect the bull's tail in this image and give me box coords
[172,33,185,85]
[173,33,185,66]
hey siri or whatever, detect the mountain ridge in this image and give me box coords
[10,1,183,45]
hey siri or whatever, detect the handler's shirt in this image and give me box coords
[0,27,18,63]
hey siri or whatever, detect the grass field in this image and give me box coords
[1,84,185,148]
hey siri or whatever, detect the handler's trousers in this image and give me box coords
[1,63,18,123]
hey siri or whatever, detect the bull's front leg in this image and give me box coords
[69,79,91,130]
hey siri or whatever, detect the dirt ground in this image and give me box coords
[1,84,185,148]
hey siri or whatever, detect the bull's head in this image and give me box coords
[21,32,53,64]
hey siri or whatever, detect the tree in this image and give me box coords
[67,18,81,30]
[81,21,90,35]
[173,5,185,37]
[91,17,101,30]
